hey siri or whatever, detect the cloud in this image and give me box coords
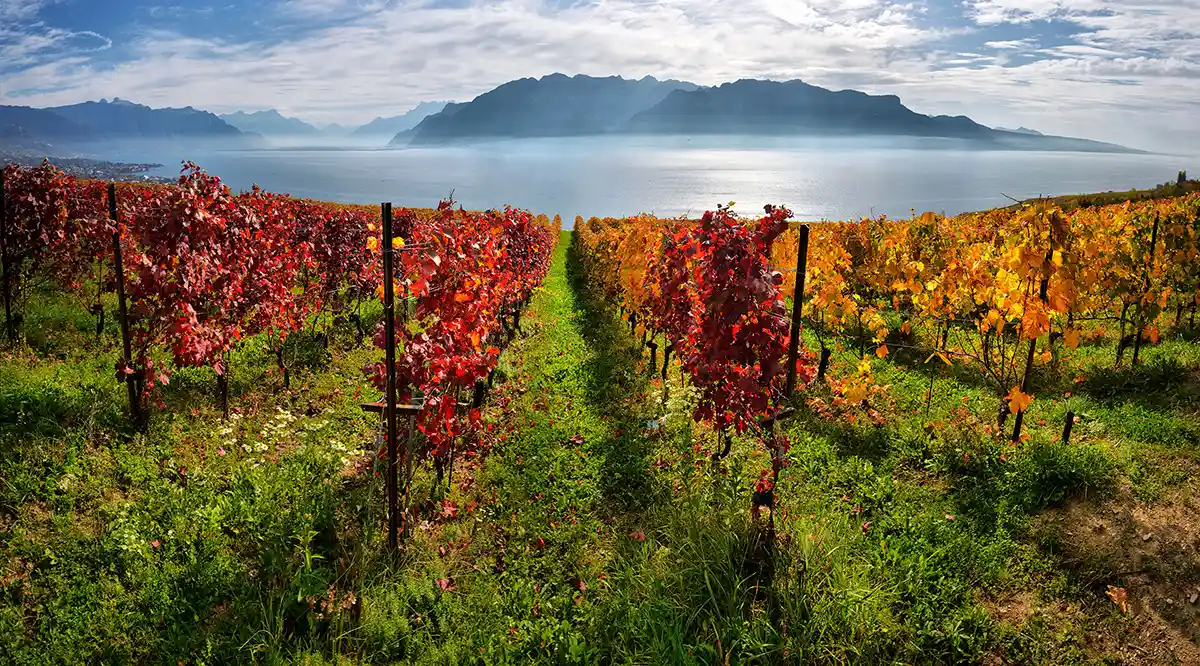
[1,23,110,76]
[0,0,52,20]
[276,0,395,19]
[952,0,1200,149]
[984,39,1035,49]
[1,1,110,77]
[967,0,1071,24]
[1,0,1198,152]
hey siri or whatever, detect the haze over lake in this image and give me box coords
[110,136,1191,221]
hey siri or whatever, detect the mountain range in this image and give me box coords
[0,77,1141,155]
[403,76,693,145]
[0,99,451,151]
[219,109,321,136]
[217,102,449,139]
[1,98,244,148]
[395,74,1139,153]
[350,101,450,139]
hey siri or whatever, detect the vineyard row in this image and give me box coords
[0,161,557,475]
[574,193,1200,472]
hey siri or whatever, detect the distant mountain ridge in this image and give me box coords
[220,110,321,136]
[52,98,243,139]
[0,81,1142,155]
[353,101,451,139]
[1,98,246,150]
[0,97,453,152]
[0,105,94,142]
[320,123,352,136]
[994,126,1045,136]
[394,74,1141,153]
[216,102,449,140]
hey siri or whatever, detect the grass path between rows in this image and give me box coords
[427,228,912,666]
[431,230,842,665]
[416,229,665,662]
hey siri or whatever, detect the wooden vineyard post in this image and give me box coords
[110,184,142,428]
[94,267,105,341]
[0,167,13,344]
[1062,410,1076,445]
[381,202,400,551]
[473,379,486,408]
[1012,249,1052,443]
[1131,214,1160,366]
[785,224,810,398]
[359,399,422,548]
[816,347,832,380]
[217,353,230,420]
[399,405,419,538]
[1191,280,1197,329]
[1115,302,1128,367]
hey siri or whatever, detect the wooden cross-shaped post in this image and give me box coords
[361,397,423,548]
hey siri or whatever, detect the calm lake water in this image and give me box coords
[108,136,1193,222]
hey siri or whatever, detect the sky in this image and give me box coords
[1,0,1198,152]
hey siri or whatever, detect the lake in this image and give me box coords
[106,136,1193,222]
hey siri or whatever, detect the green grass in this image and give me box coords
[1013,176,1200,211]
[2,230,1199,664]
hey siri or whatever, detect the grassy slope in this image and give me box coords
[781,323,1200,663]
[2,230,1199,664]
[1014,177,1200,211]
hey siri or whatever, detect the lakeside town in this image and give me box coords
[0,149,173,184]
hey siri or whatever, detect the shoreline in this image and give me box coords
[0,151,174,184]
